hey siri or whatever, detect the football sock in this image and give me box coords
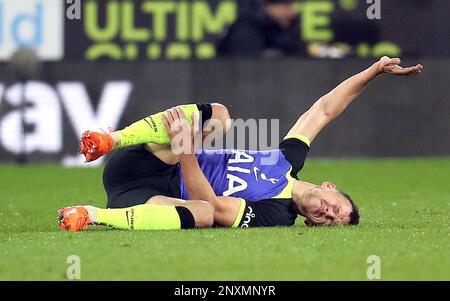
[95,204,195,230]
[113,104,203,148]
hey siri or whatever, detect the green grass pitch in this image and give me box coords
[0,158,449,281]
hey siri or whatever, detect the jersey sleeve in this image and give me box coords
[279,134,311,179]
[233,198,298,228]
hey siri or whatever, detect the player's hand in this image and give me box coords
[377,56,423,76]
[162,107,200,155]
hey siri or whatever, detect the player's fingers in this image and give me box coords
[396,65,421,75]
[405,65,421,73]
[163,112,174,132]
[191,112,199,127]
[174,108,187,133]
[191,112,200,136]
[165,109,174,124]
[416,64,424,73]
[395,67,412,75]
[162,114,171,134]
[408,66,421,74]
[173,108,185,131]
[167,111,181,134]
[176,108,193,136]
[177,107,187,120]
[170,108,178,121]
[172,108,184,131]
[174,107,183,123]
[389,58,401,65]
[172,108,185,133]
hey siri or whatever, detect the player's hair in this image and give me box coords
[338,190,360,226]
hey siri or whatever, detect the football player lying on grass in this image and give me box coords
[59,57,422,231]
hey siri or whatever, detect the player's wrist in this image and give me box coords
[179,153,196,161]
[371,61,384,76]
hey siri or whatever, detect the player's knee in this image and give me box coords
[211,103,231,132]
[201,202,215,227]
[211,103,229,117]
[194,201,214,228]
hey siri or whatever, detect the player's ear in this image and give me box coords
[304,219,314,227]
[321,181,336,190]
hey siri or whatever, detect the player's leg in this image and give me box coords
[80,103,230,162]
[140,102,231,165]
[146,195,215,229]
[85,149,215,231]
[58,198,214,232]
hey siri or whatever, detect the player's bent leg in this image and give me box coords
[79,104,199,162]
[80,103,229,162]
[143,103,230,165]
[113,103,202,148]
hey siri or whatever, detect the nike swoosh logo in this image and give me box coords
[253,167,260,181]
[125,210,131,227]
[253,166,279,184]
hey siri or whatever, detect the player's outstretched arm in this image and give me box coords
[286,57,423,142]
[162,107,242,227]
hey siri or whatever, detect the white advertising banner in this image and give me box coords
[0,0,64,61]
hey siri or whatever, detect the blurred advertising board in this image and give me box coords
[1,0,448,62]
[62,0,449,61]
[0,0,64,61]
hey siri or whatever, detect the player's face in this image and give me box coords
[302,182,353,226]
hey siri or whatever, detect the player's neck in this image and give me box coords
[291,180,317,215]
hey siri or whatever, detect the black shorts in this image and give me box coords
[103,145,181,208]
